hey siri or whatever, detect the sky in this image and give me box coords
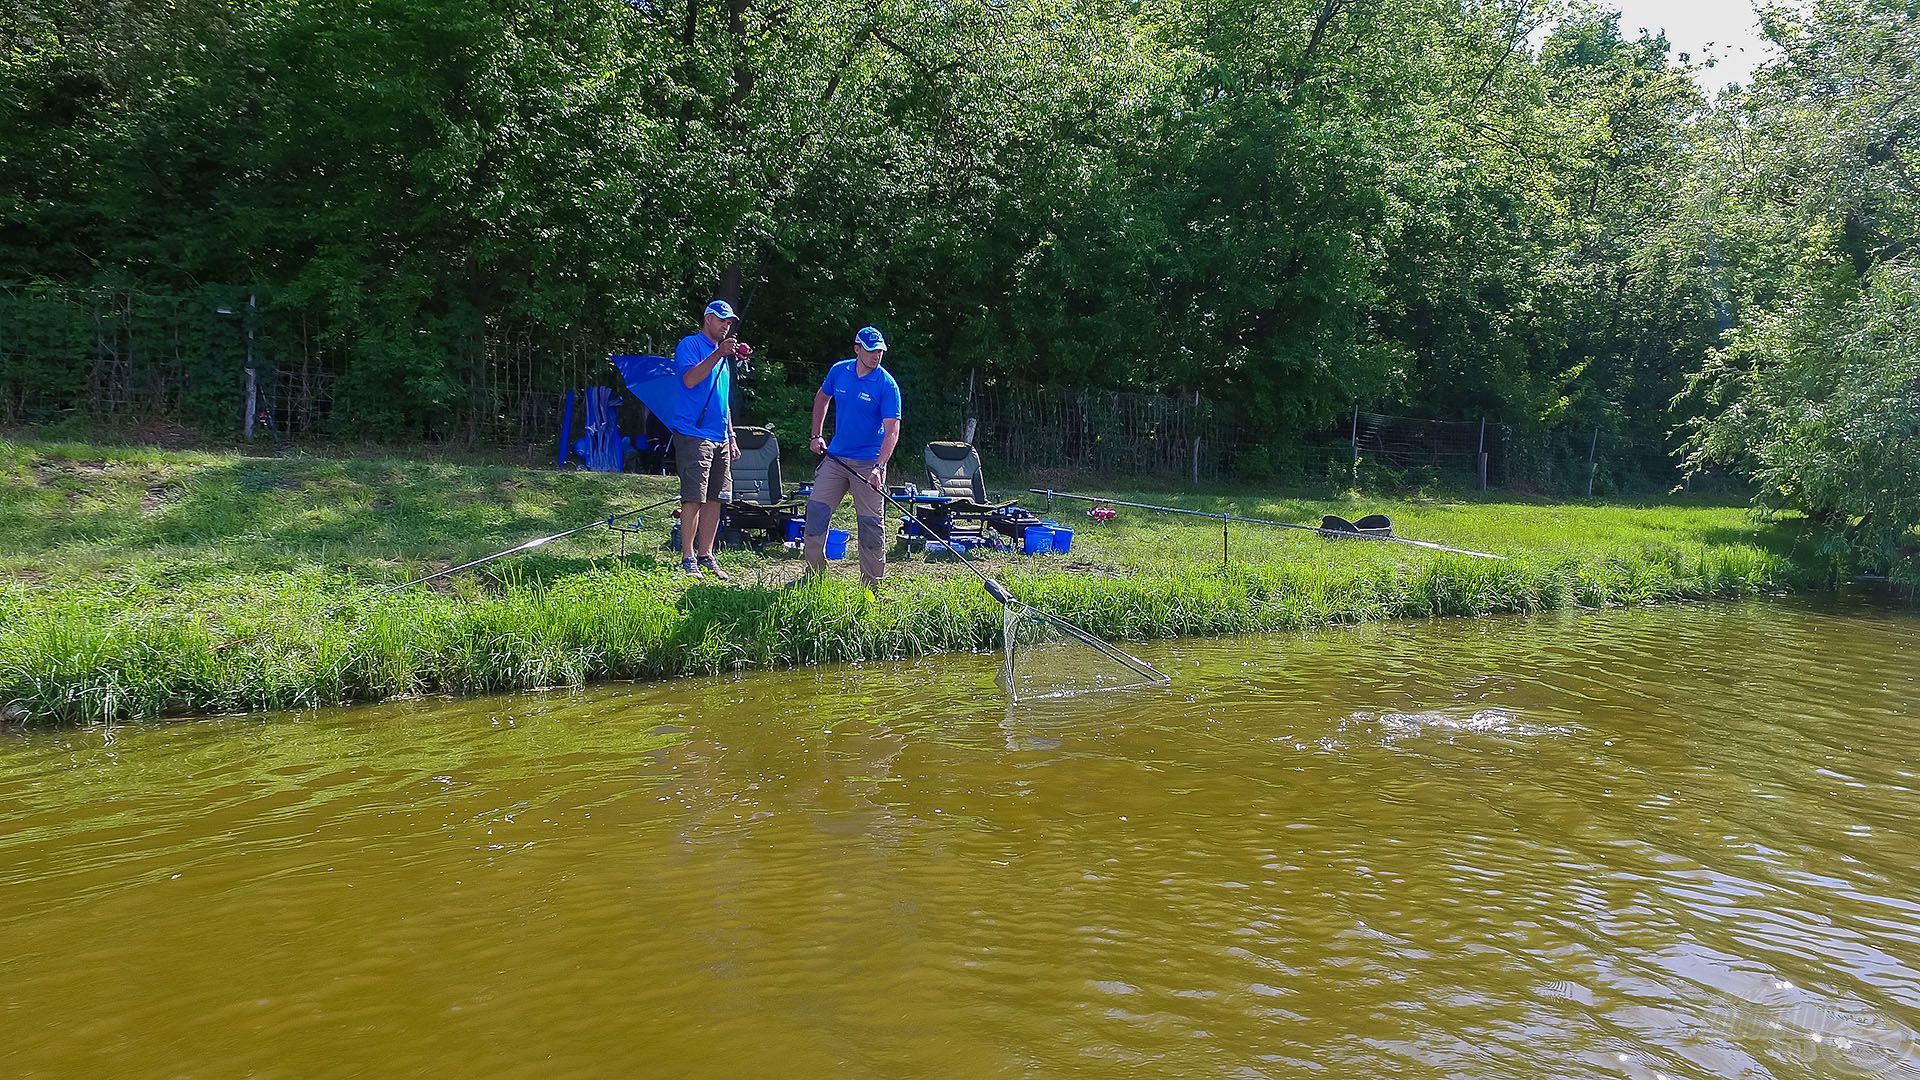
[1604,0,1775,89]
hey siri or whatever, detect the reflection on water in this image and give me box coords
[3,598,1919,1077]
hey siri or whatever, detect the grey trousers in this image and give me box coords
[804,457,887,583]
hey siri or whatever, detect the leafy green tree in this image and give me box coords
[1687,258,1918,576]
[1682,0,1919,575]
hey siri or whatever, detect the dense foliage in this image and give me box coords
[1681,1,1919,579]
[1,0,1915,565]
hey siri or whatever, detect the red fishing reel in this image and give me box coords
[1088,505,1117,522]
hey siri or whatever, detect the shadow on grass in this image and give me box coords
[1695,516,1826,564]
[7,453,676,571]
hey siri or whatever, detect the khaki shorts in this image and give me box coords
[676,437,731,503]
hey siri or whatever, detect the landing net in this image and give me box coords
[998,601,1169,703]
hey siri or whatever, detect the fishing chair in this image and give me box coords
[906,434,1013,538]
[914,441,1019,543]
[718,427,805,544]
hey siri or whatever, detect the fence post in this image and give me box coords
[1191,436,1201,485]
[1586,429,1599,498]
[242,293,257,441]
[963,417,976,444]
[1349,404,1360,483]
[1477,417,1487,490]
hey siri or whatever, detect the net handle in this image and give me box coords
[819,451,1001,592]
[818,452,1168,690]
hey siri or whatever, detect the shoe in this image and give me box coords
[681,557,700,577]
[698,556,730,582]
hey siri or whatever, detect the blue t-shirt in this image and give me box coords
[821,359,902,460]
[672,332,731,441]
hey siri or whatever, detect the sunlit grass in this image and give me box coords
[0,439,1817,724]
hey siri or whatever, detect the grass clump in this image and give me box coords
[0,439,1819,724]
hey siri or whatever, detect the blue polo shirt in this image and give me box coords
[821,359,902,459]
[672,332,731,441]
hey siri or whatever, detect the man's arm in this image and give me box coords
[681,341,732,389]
[869,417,901,490]
[809,391,831,454]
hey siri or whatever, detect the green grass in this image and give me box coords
[0,438,1822,725]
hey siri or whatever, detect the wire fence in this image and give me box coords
[960,381,1233,480]
[3,284,1716,494]
[466,327,641,447]
[1355,410,1492,476]
[1342,410,1711,496]
[0,283,634,446]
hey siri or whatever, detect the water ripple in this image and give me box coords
[1,598,1917,1077]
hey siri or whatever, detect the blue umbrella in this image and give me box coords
[610,354,685,432]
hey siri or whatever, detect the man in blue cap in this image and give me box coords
[673,299,752,579]
[805,325,902,588]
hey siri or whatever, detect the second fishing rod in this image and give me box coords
[1033,488,1506,560]
[312,495,681,622]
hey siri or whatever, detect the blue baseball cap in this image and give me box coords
[704,299,738,321]
[854,325,888,352]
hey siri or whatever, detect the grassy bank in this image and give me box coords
[0,439,1821,724]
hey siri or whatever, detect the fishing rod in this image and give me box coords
[819,452,1168,691]
[316,495,681,620]
[1033,489,1507,561]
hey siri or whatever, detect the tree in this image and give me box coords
[1682,0,1919,577]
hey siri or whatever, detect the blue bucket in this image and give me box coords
[784,518,804,542]
[1023,524,1054,555]
[826,528,850,560]
[1046,523,1074,554]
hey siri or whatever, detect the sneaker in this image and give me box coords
[698,556,730,582]
[681,556,700,577]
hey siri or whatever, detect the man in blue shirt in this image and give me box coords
[805,325,903,589]
[673,299,752,579]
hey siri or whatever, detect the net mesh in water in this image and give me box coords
[998,601,1168,702]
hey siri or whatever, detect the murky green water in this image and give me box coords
[4,599,1919,1078]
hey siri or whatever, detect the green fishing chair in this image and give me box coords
[925,441,995,504]
[719,427,804,543]
[918,441,1021,543]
